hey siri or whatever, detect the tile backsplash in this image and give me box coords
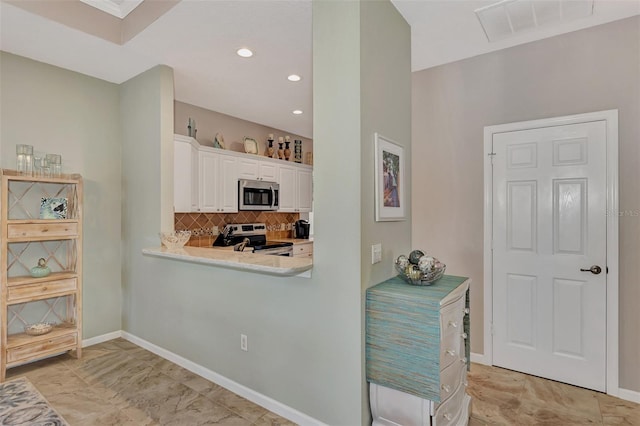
[175,212,300,247]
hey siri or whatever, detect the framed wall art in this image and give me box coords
[374,133,405,221]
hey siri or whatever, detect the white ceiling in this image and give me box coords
[391,0,640,72]
[1,0,638,139]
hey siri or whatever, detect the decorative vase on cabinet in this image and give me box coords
[0,169,83,382]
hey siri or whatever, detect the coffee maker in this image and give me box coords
[294,220,310,239]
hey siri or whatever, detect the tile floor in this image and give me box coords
[4,339,640,425]
[6,338,295,425]
[467,363,640,426]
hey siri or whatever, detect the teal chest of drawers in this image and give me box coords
[366,275,471,426]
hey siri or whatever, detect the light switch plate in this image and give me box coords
[372,243,382,264]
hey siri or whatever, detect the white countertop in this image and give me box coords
[142,246,313,277]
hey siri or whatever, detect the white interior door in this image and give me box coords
[492,120,607,392]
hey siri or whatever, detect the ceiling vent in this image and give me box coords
[475,0,594,42]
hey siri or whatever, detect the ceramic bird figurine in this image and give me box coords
[30,258,51,278]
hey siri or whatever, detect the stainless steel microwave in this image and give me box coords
[238,179,279,211]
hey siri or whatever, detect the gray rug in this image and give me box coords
[0,377,69,426]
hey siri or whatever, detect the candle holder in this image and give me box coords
[266,138,275,157]
[284,141,291,161]
[294,140,302,163]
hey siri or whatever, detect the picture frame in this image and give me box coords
[40,197,68,219]
[374,133,405,221]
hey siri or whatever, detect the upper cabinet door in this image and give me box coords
[297,168,313,212]
[259,162,278,182]
[174,136,201,212]
[198,151,218,212]
[278,164,296,212]
[218,154,238,213]
[174,139,195,213]
[237,157,260,180]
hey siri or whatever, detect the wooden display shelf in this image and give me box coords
[6,321,77,348]
[1,169,82,184]
[6,323,79,367]
[6,220,79,241]
[6,274,78,305]
[6,271,78,287]
[1,169,83,381]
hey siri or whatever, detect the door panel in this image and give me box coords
[507,181,537,252]
[492,120,607,392]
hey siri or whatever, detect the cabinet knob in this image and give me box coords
[448,321,458,328]
[441,384,451,393]
[443,413,452,421]
[446,349,456,356]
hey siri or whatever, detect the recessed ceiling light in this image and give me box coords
[236,48,253,58]
[287,74,302,82]
[293,110,303,115]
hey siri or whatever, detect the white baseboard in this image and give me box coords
[617,387,640,404]
[121,331,326,426]
[470,352,489,365]
[82,330,122,347]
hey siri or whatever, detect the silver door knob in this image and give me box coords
[580,265,602,275]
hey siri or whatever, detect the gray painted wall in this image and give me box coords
[0,52,123,338]
[412,16,640,392]
[359,1,412,423]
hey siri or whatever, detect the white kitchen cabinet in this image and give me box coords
[174,135,199,212]
[278,164,296,212]
[173,134,311,214]
[278,164,313,213]
[199,148,238,213]
[292,241,313,258]
[237,157,278,182]
[297,168,313,212]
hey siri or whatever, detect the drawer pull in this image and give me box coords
[460,357,468,365]
[443,413,452,421]
[441,384,451,393]
[448,321,458,328]
[462,332,468,340]
[446,349,456,357]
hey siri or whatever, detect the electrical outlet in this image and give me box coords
[372,243,382,264]
[240,334,248,351]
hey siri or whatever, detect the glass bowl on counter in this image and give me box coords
[159,230,191,249]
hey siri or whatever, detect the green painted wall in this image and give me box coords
[0,52,123,338]
[359,1,412,422]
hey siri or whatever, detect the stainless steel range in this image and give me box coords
[212,223,293,256]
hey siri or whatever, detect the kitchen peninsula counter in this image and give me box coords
[142,246,313,277]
